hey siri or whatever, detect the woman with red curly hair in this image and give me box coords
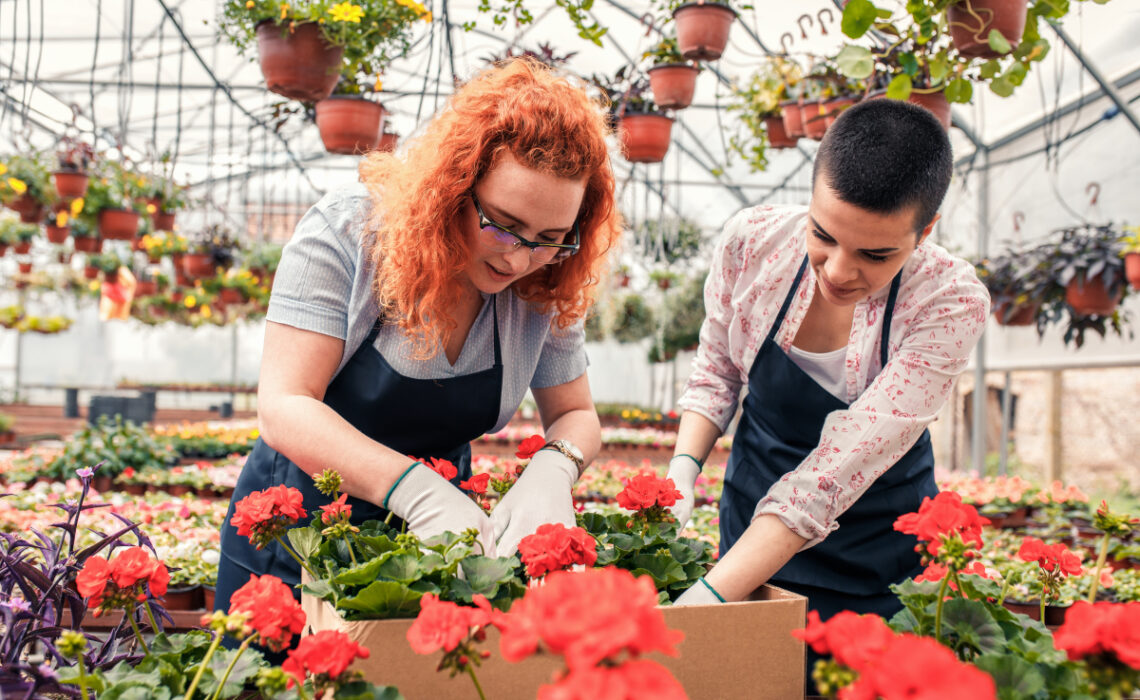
[216,58,621,619]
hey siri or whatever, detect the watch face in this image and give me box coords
[566,442,584,461]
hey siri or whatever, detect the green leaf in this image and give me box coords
[835,45,874,80]
[979,60,1002,79]
[287,527,321,561]
[416,552,448,576]
[886,74,913,100]
[199,647,266,699]
[973,653,1046,698]
[1004,61,1029,87]
[942,599,1004,654]
[101,686,172,700]
[989,75,1015,97]
[945,78,973,103]
[334,552,395,586]
[301,578,335,601]
[899,52,919,76]
[841,0,879,38]
[628,552,687,587]
[987,29,1013,55]
[461,556,517,594]
[377,553,421,584]
[335,680,406,700]
[338,580,424,618]
[607,532,642,552]
[355,534,401,559]
[928,54,949,83]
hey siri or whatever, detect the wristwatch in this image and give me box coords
[542,439,585,471]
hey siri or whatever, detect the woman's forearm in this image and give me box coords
[704,514,807,601]
[542,408,601,473]
[673,410,724,465]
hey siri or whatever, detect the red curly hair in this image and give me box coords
[358,58,621,360]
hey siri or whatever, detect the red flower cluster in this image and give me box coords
[425,457,458,481]
[460,472,491,495]
[794,611,997,699]
[1053,601,1140,669]
[615,473,683,513]
[228,574,307,652]
[516,434,546,460]
[319,493,351,526]
[496,567,683,671]
[1017,537,1083,576]
[282,629,370,689]
[914,561,989,587]
[893,492,990,556]
[407,593,494,655]
[517,524,598,579]
[537,659,687,700]
[230,485,308,550]
[76,547,170,614]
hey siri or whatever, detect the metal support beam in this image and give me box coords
[1050,23,1140,138]
[971,147,990,473]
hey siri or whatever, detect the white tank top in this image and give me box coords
[788,344,848,402]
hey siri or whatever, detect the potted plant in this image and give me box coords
[0,215,40,254]
[797,58,858,140]
[70,216,102,253]
[1,152,54,223]
[649,268,681,290]
[83,159,147,240]
[218,0,431,102]
[643,36,700,110]
[728,56,803,172]
[609,292,657,343]
[974,245,1054,327]
[140,156,188,231]
[1120,225,1140,290]
[315,72,388,155]
[45,208,71,244]
[594,69,673,164]
[246,240,283,282]
[53,135,94,199]
[0,412,13,445]
[946,0,1029,59]
[654,0,743,62]
[1048,224,1128,317]
[183,224,240,280]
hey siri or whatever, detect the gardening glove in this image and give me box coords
[673,578,725,607]
[383,462,497,558]
[490,448,577,557]
[665,454,702,529]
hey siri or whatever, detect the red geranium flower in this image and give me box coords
[1054,600,1140,670]
[848,634,997,699]
[76,548,169,614]
[793,610,895,672]
[616,473,683,513]
[893,492,990,556]
[76,556,113,609]
[111,547,170,600]
[319,493,351,525]
[516,434,546,460]
[425,457,458,481]
[517,524,598,579]
[495,567,683,671]
[537,659,688,700]
[230,485,308,550]
[407,593,494,656]
[282,629,370,689]
[228,574,307,652]
[1018,537,1082,577]
[460,472,491,495]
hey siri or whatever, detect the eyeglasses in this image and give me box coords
[470,193,580,263]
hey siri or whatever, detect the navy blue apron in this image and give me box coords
[215,295,504,617]
[720,255,937,617]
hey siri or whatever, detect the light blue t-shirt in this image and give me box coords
[265,184,588,432]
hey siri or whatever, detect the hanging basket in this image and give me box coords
[823,96,856,128]
[1065,273,1123,317]
[908,91,952,130]
[993,301,1038,326]
[182,252,217,280]
[378,132,399,153]
[1124,252,1140,290]
[618,113,674,164]
[45,224,70,244]
[8,194,44,224]
[256,21,344,102]
[13,242,31,255]
[647,63,700,110]
[764,116,798,149]
[98,208,140,240]
[73,236,101,253]
[947,0,1028,59]
[673,2,737,61]
[315,97,386,155]
[153,210,176,231]
[135,280,158,296]
[802,100,828,140]
[17,261,33,274]
[780,99,805,138]
[52,170,89,199]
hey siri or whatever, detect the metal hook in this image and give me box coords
[1086,182,1100,206]
[640,12,655,38]
[1013,211,1024,233]
[817,8,834,35]
[797,13,815,40]
[780,32,794,55]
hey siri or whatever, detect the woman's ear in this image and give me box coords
[918,213,941,246]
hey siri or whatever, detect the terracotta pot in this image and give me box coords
[153,211,176,231]
[647,63,700,110]
[135,280,157,296]
[947,0,1028,59]
[163,585,204,611]
[1065,274,1122,316]
[1125,252,1140,290]
[992,301,1038,326]
[761,117,796,150]
[52,170,89,199]
[256,21,344,102]
[182,252,216,280]
[73,236,100,253]
[618,113,674,163]
[802,100,828,140]
[908,91,952,131]
[1002,600,1069,625]
[45,224,70,244]
[0,431,14,445]
[219,288,244,305]
[780,99,804,138]
[14,241,31,255]
[983,505,1029,528]
[823,96,856,128]
[57,251,72,264]
[17,262,32,274]
[377,132,399,153]
[124,483,147,495]
[0,243,7,257]
[673,2,737,61]
[203,585,216,612]
[314,97,386,155]
[98,208,140,240]
[93,475,113,492]
[166,484,193,497]
[9,193,45,223]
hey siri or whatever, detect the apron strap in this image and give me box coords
[491,294,502,368]
[879,272,903,369]
[767,255,810,343]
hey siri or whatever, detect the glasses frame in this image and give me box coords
[470,192,580,262]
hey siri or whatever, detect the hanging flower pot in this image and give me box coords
[153,210,176,231]
[0,243,8,257]
[314,97,386,155]
[802,100,828,140]
[823,96,856,128]
[947,0,1028,59]
[256,21,344,102]
[17,261,32,274]
[52,170,89,199]
[219,288,244,305]
[135,279,158,296]
[45,224,70,244]
[1065,273,1123,316]
[992,301,1038,326]
[908,90,952,130]
[13,241,32,255]
[764,116,798,149]
[378,131,399,153]
[1125,252,1140,290]
[9,194,44,224]
[647,63,700,110]
[780,99,805,138]
[673,2,737,61]
[98,208,140,240]
[618,113,674,163]
[73,236,101,253]
[182,252,217,280]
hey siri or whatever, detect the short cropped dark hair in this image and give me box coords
[811,98,952,232]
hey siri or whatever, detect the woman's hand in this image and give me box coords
[490,448,577,556]
[385,462,497,557]
[665,454,702,529]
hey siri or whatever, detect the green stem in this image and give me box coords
[935,570,952,642]
[274,535,318,580]
[1088,533,1111,603]
[75,655,91,700]
[950,569,964,600]
[345,536,357,566]
[208,636,253,700]
[144,600,161,634]
[126,612,150,656]
[183,633,223,700]
[997,574,1012,606]
[466,664,487,700]
[383,511,395,526]
[1039,594,1046,624]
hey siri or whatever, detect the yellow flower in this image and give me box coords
[88,280,100,292]
[373,77,383,92]
[184,295,197,308]
[280,3,288,19]
[55,211,68,227]
[422,11,432,22]
[70,198,84,216]
[201,304,213,318]
[250,428,260,439]
[146,203,157,214]
[329,2,364,22]
[0,163,6,175]
[246,0,254,7]
[7,177,27,195]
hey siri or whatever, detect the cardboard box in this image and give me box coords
[302,584,806,699]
